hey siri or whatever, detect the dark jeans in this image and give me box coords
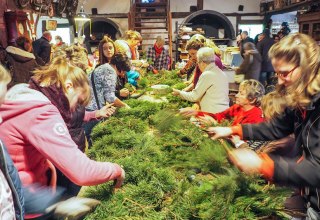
[56,169,81,198]
[83,119,100,147]
[259,71,275,87]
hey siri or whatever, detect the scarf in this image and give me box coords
[193,66,202,87]
[130,46,137,60]
[154,44,163,58]
[29,77,71,127]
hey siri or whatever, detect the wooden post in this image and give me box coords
[197,0,203,10]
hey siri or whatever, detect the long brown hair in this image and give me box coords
[33,57,90,106]
[269,33,320,108]
[98,36,116,65]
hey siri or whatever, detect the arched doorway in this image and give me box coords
[83,18,122,53]
[180,10,235,45]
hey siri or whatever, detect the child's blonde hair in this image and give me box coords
[0,65,11,84]
[239,79,265,106]
[33,57,90,106]
[261,91,287,120]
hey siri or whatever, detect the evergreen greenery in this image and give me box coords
[84,71,291,219]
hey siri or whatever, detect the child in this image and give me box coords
[180,79,265,126]
[256,91,296,156]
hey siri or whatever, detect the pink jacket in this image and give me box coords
[0,84,122,187]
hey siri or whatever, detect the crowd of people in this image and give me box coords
[236,22,292,90]
[0,24,319,220]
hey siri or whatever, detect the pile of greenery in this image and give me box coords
[84,71,291,219]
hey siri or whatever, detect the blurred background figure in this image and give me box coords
[54,35,65,47]
[273,34,280,43]
[32,31,52,64]
[239,30,254,57]
[279,21,291,39]
[5,36,43,87]
[235,42,261,81]
[146,36,170,74]
[257,29,275,89]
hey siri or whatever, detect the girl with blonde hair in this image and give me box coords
[0,57,125,198]
[206,33,320,217]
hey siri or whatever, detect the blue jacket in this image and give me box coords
[0,140,24,220]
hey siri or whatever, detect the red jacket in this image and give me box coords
[0,84,122,187]
[197,104,264,125]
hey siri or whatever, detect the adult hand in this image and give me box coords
[197,115,217,126]
[206,127,233,140]
[124,104,131,109]
[96,104,116,118]
[228,148,262,175]
[179,107,197,117]
[172,89,180,96]
[120,88,130,97]
[142,62,149,68]
[114,168,125,188]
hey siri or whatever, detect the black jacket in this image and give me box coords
[242,94,320,210]
[256,37,274,72]
[5,46,42,87]
[240,37,254,57]
[236,50,261,80]
[32,37,51,64]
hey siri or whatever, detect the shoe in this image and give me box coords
[47,197,100,220]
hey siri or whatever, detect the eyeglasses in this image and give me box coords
[276,66,299,78]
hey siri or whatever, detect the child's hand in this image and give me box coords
[179,108,197,117]
[197,115,217,126]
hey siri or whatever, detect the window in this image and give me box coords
[238,24,264,39]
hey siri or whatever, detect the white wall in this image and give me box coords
[82,0,130,14]
[170,0,260,13]
[204,0,260,13]
[81,0,260,15]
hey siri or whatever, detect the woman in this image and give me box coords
[235,42,262,81]
[208,33,320,217]
[173,47,229,114]
[115,30,142,60]
[99,36,116,65]
[0,57,125,191]
[84,53,131,144]
[97,36,130,99]
[87,52,131,111]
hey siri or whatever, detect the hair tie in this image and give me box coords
[294,39,301,45]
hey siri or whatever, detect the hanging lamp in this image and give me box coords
[74,5,91,38]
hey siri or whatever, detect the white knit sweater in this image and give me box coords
[179,63,229,114]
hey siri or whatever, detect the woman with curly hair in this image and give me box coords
[208,33,320,218]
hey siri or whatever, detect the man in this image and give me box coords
[32,31,52,64]
[256,29,275,88]
[239,31,254,57]
[146,36,169,74]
